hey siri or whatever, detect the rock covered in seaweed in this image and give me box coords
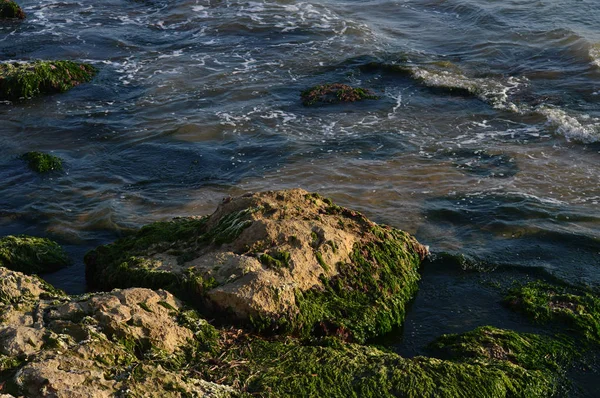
[0,0,25,19]
[0,266,576,397]
[505,280,600,344]
[20,151,63,173]
[301,83,378,106]
[0,235,71,274]
[0,61,96,100]
[0,266,235,397]
[85,189,428,342]
[195,326,569,397]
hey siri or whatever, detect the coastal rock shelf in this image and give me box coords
[0,190,598,396]
[85,189,428,342]
[0,61,96,100]
[0,266,581,397]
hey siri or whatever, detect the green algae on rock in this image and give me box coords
[0,0,25,19]
[194,327,569,397]
[20,151,63,173]
[505,280,600,344]
[0,235,71,274]
[301,83,378,106]
[85,189,428,342]
[0,61,96,100]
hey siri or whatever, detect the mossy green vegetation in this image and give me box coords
[20,151,63,173]
[257,226,423,343]
[505,280,600,344]
[84,210,254,293]
[301,83,378,106]
[0,0,25,19]
[0,60,96,100]
[259,251,291,269]
[192,326,568,397]
[0,235,71,274]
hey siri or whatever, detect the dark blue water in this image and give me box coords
[1,0,599,393]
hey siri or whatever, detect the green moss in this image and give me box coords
[85,209,257,292]
[0,235,71,274]
[138,302,153,313]
[20,151,63,173]
[505,280,600,344]
[429,326,573,371]
[259,251,291,269]
[314,251,329,272]
[255,226,422,343]
[177,309,220,353]
[0,0,25,19]
[157,300,177,311]
[0,60,96,100]
[301,83,378,106]
[195,328,565,398]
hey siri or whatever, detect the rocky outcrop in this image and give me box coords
[301,83,378,106]
[0,61,96,100]
[0,265,579,397]
[85,189,428,342]
[0,267,234,397]
[0,235,71,274]
[20,152,63,173]
[0,0,25,19]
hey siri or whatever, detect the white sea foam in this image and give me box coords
[537,106,600,143]
[590,44,600,68]
[410,66,526,111]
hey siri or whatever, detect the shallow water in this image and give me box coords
[1,0,600,393]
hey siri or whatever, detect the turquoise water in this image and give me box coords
[1,0,599,393]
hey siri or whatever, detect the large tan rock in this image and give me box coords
[0,267,234,398]
[86,189,428,342]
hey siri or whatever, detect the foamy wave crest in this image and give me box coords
[409,64,525,111]
[590,44,600,68]
[537,106,600,143]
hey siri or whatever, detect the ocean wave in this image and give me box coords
[536,106,600,143]
[590,43,600,68]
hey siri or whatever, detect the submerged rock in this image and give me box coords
[0,267,235,397]
[20,151,63,173]
[505,280,600,344]
[0,235,71,274]
[0,0,25,19]
[0,61,96,100]
[85,189,428,342]
[301,83,378,106]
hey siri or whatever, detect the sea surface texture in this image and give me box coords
[1,0,599,394]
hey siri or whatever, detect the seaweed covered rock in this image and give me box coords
[85,189,428,342]
[301,83,378,106]
[193,326,570,397]
[0,61,96,100]
[0,235,71,274]
[505,280,600,344]
[0,267,235,397]
[20,151,63,173]
[0,0,25,19]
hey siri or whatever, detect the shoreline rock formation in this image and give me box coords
[85,189,427,342]
[1,190,598,396]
